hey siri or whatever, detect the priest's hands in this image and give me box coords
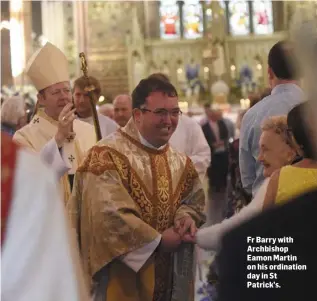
[159,217,197,252]
[160,228,182,252]
[55,103,77,147]
[174,216,197,244]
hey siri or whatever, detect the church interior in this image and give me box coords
[2,0,316,119]
[1,1,317,300]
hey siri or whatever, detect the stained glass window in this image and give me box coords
[228,0,250,36]
[252,0,273,34]
[160,0,180,39]
[182,0,203,39]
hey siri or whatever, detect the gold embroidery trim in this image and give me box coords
[77,145,199,232]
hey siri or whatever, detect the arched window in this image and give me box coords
[182,0,203,39]
[158,0,274,39]
[228,0,250,36]
[159,0,181,39]
[252,0,273,34]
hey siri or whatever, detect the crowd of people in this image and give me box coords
[1,38,317,301]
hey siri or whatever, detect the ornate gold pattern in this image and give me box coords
[173,158,199,210]
[77,145,116,174]
[74,120,205,299]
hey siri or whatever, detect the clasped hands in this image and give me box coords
[159,216,197,252]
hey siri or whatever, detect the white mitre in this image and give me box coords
[25,42,69,91]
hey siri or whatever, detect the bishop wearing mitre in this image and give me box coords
[13,42,96,202]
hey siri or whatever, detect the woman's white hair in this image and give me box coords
[261,115,301,153]
[1,96,25,125]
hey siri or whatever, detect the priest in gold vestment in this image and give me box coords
[70,77,206,301]
[13,42,96,202]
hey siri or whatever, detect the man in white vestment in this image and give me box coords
[1,132,89,301]
[73,75,119,137]
[13,42,96,202]
[170,114,211,181]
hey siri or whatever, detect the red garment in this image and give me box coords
[1,132,18,246]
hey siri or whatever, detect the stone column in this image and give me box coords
[41,1,65,52]
[144,1,161,39]
[9,0,32,87]
[73,1,89,77]
[200,0,207,38]
[248,0,254,34]
[1,1,13,86]
[1,28,13,86]
[177,1,184,39]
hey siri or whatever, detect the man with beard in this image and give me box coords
[73,76,118,137]
[69,77,205,301]
[13,42,96,203]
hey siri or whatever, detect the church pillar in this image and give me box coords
[248,1,254,34]
[1,28,13,86]
[144,0,160,39]
[177,1,185,39]
[41,1,65,52]
[272,1,284,31]
[199,1,207,38]
[1,1,13,86]
[73,1,89,77]
[9,0,32,87]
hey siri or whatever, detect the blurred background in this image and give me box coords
[2,0,316,122]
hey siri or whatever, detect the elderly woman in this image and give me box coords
[1,96,27,136]
[196,115,301,251]
[263,102,317,207]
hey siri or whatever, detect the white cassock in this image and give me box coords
[78,113,119,138]
[2,149,89,301]
[196,178,270,251]
[170,114,211,181]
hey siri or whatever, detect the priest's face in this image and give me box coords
[135,91,180,148]
[39,81,72,120]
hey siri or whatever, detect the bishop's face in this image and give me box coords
[39,81,72,120]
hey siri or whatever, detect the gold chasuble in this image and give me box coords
[13,109,96,203]
[69,119,205,301]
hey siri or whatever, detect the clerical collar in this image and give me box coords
[138,131,166,150]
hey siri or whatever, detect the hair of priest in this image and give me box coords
[147,73,170,83]
[132,77,178,110]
